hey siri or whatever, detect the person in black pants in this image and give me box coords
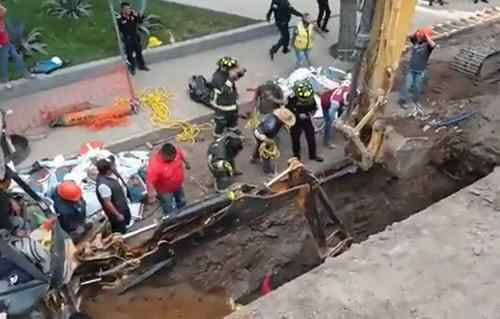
[267,0,303,60]
[287,80,323,162]
[317,0,331,32]
[117,2,149,75]
[95,159,131,234]
[428,0,444,5]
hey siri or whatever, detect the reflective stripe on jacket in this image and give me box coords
[294,22,313,50]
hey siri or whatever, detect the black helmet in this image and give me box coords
[217,56,239,70]
[293,80,314,103]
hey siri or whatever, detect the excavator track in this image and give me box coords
[452,43,500,79]
[426,6,500,79]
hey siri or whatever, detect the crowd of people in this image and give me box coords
[0,0,440,242]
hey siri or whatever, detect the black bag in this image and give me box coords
[188,75,212,106]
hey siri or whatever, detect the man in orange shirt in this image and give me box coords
[146,143,191,216]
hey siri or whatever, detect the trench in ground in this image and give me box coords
[82,22,500,319]
[81,153,489,319]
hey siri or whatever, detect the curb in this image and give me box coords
[106,112,214,154]
[0,22,275,104]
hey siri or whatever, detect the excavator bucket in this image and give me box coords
[337,0,418,171]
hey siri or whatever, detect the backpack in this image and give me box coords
[30,59,64,75]
[188,75,212,106]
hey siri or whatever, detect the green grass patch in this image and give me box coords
[3,0,256,69]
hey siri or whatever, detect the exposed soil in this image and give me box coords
[82,21,500,319]
[83,284,233,319]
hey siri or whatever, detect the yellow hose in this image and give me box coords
[139,88,212,143]
[245,111,260,129]
[259,141,280,160]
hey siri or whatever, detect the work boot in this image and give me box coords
[233,170,243,177]
[269,49,275,61]
[139,66,150,71]
[322,27,330,33]
[398,99,408,109]
[282,47,290,54]
[310,156,324,162]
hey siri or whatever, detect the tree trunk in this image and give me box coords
[336,0,358,61]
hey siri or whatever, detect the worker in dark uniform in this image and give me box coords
[287,80,323,162]
[254,82,286,116]
[210,56,247,137]
[95,159,131,234]
[252,107,296,176]
[317,0,331,32]
[51,181,92,243]
[207,132,244,192]
[267,0,303,60]
[117,2,149,75]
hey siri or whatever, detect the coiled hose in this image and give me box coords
[140,88,213,143]
[259,141,280,160]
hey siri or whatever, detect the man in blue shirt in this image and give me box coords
[398,27,436,109]
[51,181,91,242]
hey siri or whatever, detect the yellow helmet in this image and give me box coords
[217,56,239,70]
[293,80,314,103]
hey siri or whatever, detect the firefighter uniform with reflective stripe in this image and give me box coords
[207,133,243,192]
[211,57,238,136]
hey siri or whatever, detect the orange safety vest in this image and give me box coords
[294,22,314,50]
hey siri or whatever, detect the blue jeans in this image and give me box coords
[0,43,27,83]
[295,49,311,68]
[157,188,186,216]
[323,101,339,145]
[399,70,425,104]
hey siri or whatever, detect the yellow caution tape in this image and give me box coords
[139,88,212,143]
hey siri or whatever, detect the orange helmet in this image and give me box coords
[57,181,82,202]
[416,27,433,39]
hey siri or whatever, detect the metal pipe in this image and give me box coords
[80,278,103,287]
[123,222,160,240]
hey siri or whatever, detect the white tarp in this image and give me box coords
[9,148,149,227]
[275,66,348,119]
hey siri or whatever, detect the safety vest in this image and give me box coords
[294,22,314,50]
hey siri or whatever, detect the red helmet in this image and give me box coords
[57,181,82,202]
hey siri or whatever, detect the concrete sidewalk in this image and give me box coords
[22,18,342,162]
[165,0,341,21]
[166,0,495,22]
[15,0,496,163]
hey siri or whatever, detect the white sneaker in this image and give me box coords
[326,143,337,149]
[4,83,12,90]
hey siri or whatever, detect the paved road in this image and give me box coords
[14,0,498,162]
[166,0,495,20]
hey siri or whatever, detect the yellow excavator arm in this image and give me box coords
[337,0,417,170]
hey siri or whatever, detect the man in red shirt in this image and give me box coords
[146,143,191,216]
[0,2,34,89]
